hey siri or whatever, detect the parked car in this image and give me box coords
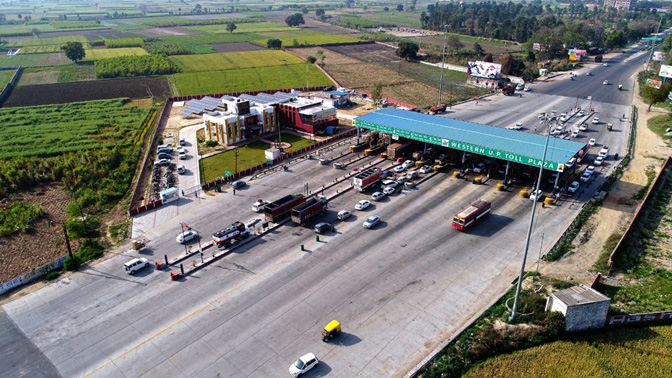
[419,165,433,174]
[158,152,172,160]
[568,181,580,193]
[355,200,371,210]
[380,169,393,179]
[589,138,596,146]
[178,153,187,160]
[586,165,596,175]
[371,192,385,201]
[393,165,406,173]
[337,210,352,221]
[179,138,186,146]
[472,163,486,173]
[155,159,171,166]
[177,165,186,174]
[289,353,319,377]
[176,230,198,244]
[507,123,523,130]
[363,215,380,229]
[314,222,332,234]
[232,180,246,189]
[124,257,150,275]
[580,171,592,182]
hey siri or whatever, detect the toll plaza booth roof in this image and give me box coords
[354,108,586,173]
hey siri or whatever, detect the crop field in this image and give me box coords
[411,33,520,55]
[18,64,96,85]
[0,53,50,67]
[464,325,672,378]
[0,25,32,36]
[209,42,264,53]
[252,34,361,46]
[105,38,144,48]
[173,64,332,96]
[0,68,16,88]
[19,45,65,54]
[187,22,295,34]
[3,77,170,107]
[5,35,88,47]
[158,32,266,46]
[356,11,424,27]
[0,98,150,158]
[83,47,148,61]
[170,50,304,72]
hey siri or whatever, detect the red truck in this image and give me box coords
[264,193,305,223]
[352,168,381,192]
[452,200,491,231]
[212,221,249,247]
[291,196,328,225]
[430,104,446,113]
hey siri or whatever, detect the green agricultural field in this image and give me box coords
[0,25,32,36]
[0,53,49,67]
[253,34,361,46]
[357,11,424,27]
[0,98,150,158]
[159,32,266,46]
[19,45,65,54]
[0,68,16,88]
[83,47,148,61]
[173,63,332,96]
[6,35,88,48]
[187,22,295,34]
[464,325,672,378]
[170,50,304,72]
[19,65,95,85]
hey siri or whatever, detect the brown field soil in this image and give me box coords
[266,15,362,37]
[0,183,80,283]
[3,77,171,107]
[44,53,72,65]
[288,46,449,107]
[209,42,265,53]
[410,34,518,55]
[19,70,59,85]
[126,98,153,108]
[134,27,200,37]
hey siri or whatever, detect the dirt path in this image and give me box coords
[540,71,672,283]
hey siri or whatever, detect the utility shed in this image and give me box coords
[545,284,611,332]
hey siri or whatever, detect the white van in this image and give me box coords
[406,170,419,180]
[252,200,269,212]
[124,258,150,275]
[158,146,173,153]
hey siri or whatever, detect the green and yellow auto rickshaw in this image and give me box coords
[322,320,341,342]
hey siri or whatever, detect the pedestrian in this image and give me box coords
[181,189,184,196]
[542,202,546,208]
[233,188,236,196]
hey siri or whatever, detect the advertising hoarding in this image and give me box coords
[659,65,672,78]
[467,61,501,79]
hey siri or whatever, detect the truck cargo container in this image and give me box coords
[387,142,414,160]
[264,193,305,223]
[291,196,328,225]
[352,168,381,192]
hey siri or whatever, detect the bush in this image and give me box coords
[63,254,82,271]
[205,140,218,147]
[45,270,60,280]
[543,311,566,339]
[78,239,104,260]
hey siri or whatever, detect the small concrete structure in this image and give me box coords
[545,284,611,332]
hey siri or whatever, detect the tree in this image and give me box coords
[448,35,463,55]
[483,53,493,62]
[472,42,484,56]
[61,42,85,63]
[384,6,389,11]
[641,81,672,112]
[225,22,237,33]
[285,13,305,27]
[307,56,317,64]
[396,41,419,60]
[316,8,325,17]
[346,0,355,8]
[661,35,672,54]
[301,6,308,14]
[396,4,404,12]
[316,49,326,66]
[371,82,383,101]
[266,39,282,50]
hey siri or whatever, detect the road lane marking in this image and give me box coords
[84,240,317,377]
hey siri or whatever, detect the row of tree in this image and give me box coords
[94,55,179,78]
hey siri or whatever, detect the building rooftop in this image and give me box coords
[551,284,610,306]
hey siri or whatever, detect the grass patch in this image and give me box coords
[187,44,216,54]
[647,113,672,143]
[170,50,304,72]
[356,11,424,26]
[464,325,672,377]
[545,202,597,261]
[83,47,148,61]
[0,98,150,158]
[632,165,657,200]
[158,32,266,46]
[109,222,129,243]
[6,35,88,47]
[592,233,623,273]
[601,262,672,314]
[0,202,44,237]
[267,132,316,152]
[0,68,16,88]
[0,53,49,67]
[200,141,270,183]
[19,45,67,54]
[57,63,96,81]
[173,64,332,96]
[252,34,361,47]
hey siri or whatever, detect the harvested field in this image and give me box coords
[132,27,201,37]
[18,70,59,85]
[3,77,171,107]
[209,42,264,53]
[0,183,80,283]
[44,53,72,65]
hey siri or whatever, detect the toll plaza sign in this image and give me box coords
[355,120,561,172]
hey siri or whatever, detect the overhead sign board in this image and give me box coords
[467,61,501,79]
[355,120,561,172]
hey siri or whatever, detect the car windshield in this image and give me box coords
[367,217,377,222]
[294,359,305,369]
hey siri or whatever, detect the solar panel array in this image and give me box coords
[238,91,296,105]
[180,96,225,118]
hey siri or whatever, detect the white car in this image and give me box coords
[589,138,596,146]
[363,215,380,229]
[580,171,592,182]
[594,156,604,165]
[472,163,486,173]
[579,123,588,131]
[568,181,580,193]
[371,192,385,201]
[507,123,523,130]
[555,125,564,132]
[523,86,531,92]
[176,230,198,244]
[154,159,171,166]
[529,189,544,201]
[603,63,608,67]
[603,80,608,85]
[397,176,409,184]
[337,210,352,220]
[177,164,186,174]
[419,165,433,174]
[393,165,406,173]
[383,186,396,196]
[355,200,371,210]
[289,353,319,377]
[599,146,609,157]
[578,110,585,116]
[592,117,600,124]
[586,165,596,175]
[402,160,415,169]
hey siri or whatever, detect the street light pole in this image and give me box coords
[646,14,664,73]
[510,113,555,321]
[75,201,92,245]
[438,25,448,105]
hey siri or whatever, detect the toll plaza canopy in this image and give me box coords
[354,108,587,172]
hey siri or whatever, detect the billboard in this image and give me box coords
[659,65,672,79]
[653,51,663,62]
[467,61,501,79]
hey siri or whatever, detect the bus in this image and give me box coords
[452,200,491,231]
